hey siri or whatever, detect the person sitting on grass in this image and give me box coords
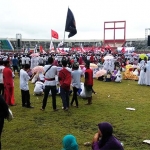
[62,134,79,150]
[103,70,112,82]
[34,79,44,96]
[92,122,124,150]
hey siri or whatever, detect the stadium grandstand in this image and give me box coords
[0,38,149,52]
[0,21,149,53]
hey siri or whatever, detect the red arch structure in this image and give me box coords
[103,21,126,49]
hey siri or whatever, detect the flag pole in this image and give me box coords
[63,6,69,44]
[50,29,52,52]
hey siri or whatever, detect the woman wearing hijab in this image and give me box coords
[92,122,124,150]
[62,134,79,150]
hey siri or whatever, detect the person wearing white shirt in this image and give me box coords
[43,55,47,65]
[70,63,83,108]
[25,56,30,65]
[20,64,34,108]
[34,80,44,95]
[30,56,39,69]
[87,55,91,60]
[41,57,58,111]
[21,55,26,68]
[38,56,44,66]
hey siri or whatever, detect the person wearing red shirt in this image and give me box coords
[84,61,93,105]
[90,55,94,63]
[3,60,16,106]
[59,59,71,110]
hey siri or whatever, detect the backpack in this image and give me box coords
[59,68,71,90]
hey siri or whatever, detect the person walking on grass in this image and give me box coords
[20,64,34,108]
[84,60,93,105]
[41,57,58,111]
[58,59,71,111]
[12,55,19,74]
[70,62,83,108]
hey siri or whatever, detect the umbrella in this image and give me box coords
[32,66,44,73]
[146,53,150,57]
[132,52,138,56]
[60,52,68,55]
[90,63,98,69]
[30,53,40,57]
[139,54,148,59]
[103,55,114,60]
[95,69,107,77]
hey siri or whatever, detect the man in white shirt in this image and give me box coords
[25,56,30,65]
[30,56,38,69]
[21,55,26,68]
[41,57,58,111]
[20,64,34,108]
[38,55,44,66]
[43,55,48,65]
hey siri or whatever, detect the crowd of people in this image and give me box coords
[0,48,149,149]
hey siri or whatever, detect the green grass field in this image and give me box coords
[2,76,150,150]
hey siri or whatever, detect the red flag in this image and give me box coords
[39,45,43,53]
[121,47,125,53]
[51,29,59,39]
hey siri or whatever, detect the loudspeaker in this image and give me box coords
[148,35,150,46]
[17,39,21,48]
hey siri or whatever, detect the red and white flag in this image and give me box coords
[121,47,125,53]
[39,45,47,54]
[80,43,85,53]
[49,40,54,51]
[51,29,59,39]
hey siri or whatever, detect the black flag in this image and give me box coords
[65,8,77,38]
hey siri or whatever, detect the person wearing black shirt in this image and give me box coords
[0,95,9,149]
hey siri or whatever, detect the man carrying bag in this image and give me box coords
[41,57,58,111]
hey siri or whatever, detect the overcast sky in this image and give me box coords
[0,0,149,40]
